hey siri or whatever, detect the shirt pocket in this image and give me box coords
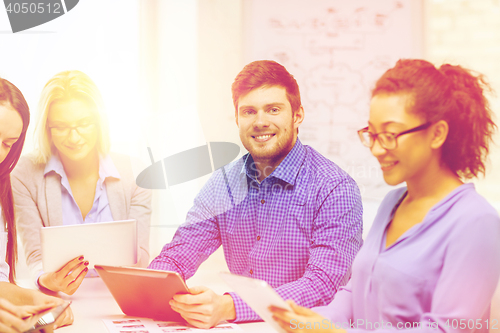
[279,203,312,259]
[288,203,313,241]
[221,200,256,253]
[371,259,426,324]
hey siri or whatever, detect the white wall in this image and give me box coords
[425,0,500,204]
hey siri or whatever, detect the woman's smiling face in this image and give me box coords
[0,103,23,164]
[368,93,435,186]
[48,98,98,162]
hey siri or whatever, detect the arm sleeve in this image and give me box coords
[313,280,353,322]
[129,181,152,267]
[11,170,45,282]
[228,177,363,322]
[0,262,8,282]
[344,212,500,333]
[0,231,9,282]
[147,174,222,280]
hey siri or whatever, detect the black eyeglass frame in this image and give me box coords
[49,123,97,137]
[357,122,432,150]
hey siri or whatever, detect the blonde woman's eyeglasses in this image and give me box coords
[49,123,96,137]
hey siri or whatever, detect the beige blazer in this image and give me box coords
[11,152,151,281]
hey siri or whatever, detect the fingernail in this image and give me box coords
[78,256,84,261]
[84,261,89,266]
[84,267,88,272]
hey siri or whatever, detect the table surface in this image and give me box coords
[21,273,500,333]
[53,277,276,333]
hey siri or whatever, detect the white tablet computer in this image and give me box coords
[41,219,137,272]
[220,272,292,332]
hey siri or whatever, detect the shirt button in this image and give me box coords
[249,269,253,275]
[261,199,265,204]
[257,236,261,241]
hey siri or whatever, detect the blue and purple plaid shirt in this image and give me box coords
[148,139,363,322]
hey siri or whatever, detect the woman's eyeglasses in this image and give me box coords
[49,123,96,137]
[357,122,432,150]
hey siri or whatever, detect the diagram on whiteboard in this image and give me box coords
[245,0,421,198]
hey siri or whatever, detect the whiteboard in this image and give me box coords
[244,0,423,199]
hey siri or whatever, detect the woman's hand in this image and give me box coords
[0,298,54,333]
[31,292,74,329]
[52,304,73,330]
[270,300,341,333]
[38,256,88,295]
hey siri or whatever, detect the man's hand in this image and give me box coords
[169,286,236,329]
[38,256,88,295]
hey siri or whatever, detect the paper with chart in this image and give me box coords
[244,0,422,198]
[103,318,242,333]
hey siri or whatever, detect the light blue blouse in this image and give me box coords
[43,154,120,225]
[38,154,120,280]
[315,183,500,333]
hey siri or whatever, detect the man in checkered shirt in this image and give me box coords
[148,60,363,328]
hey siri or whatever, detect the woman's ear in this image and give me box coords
[430,120,449,150]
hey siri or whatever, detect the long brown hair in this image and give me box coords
[0,78,30,283]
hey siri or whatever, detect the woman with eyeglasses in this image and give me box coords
[11,70,151,295]
[0,77,73,331]
[271,59,500,333]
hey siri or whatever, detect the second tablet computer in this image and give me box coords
[41,219,137,271]
[95,265,189,321]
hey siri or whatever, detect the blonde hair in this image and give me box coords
[33,70,110,164]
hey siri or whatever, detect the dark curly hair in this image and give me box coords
[372,59,496,179]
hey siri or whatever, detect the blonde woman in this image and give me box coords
[12,70,151,295]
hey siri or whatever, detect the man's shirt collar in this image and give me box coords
[241,138,306,186]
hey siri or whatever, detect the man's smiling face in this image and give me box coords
[236,85,302,165]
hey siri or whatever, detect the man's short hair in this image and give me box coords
[232,60,301,113]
